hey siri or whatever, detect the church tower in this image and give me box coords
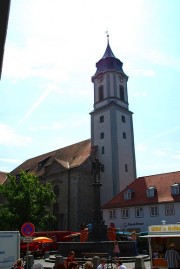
[91,36,137,204]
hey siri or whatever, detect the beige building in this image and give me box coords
[102,171,180,232]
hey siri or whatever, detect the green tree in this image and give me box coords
[0,171,56,231]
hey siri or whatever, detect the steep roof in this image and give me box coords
[102,171,180,209]
[94,39,124,76]
[0,171,7,184]
[11,139,93,176]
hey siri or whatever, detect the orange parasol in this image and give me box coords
[33,236,53,243]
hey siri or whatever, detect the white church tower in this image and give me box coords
[91,36,137,204]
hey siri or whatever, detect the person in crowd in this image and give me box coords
[153,249,159,258]
[116,260,126,269]
[164,243,180,269]
[14,259,24,269]
[53,263,66,269]
[113,240,120,261]
[84,261,93,269]
[97,258,107,269]
[65,251,78,269]
[31,264,44,269]
[131,231,138,256]
[68,262,79,269]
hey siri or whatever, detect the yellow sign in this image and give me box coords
[149,224,180,233]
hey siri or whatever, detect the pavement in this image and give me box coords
[33,257,151,269]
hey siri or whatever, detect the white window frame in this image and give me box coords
[135,207,144,218]
[109,209,116,219]
[150,205,159,217]
[146,187,156,198]
[124,190,133,200]
[165,204,175,216]
[171,184,180,196]
[121,208,129,219]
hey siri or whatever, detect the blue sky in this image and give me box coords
[0,0,180,177]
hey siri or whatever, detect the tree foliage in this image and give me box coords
[0,171,56,231]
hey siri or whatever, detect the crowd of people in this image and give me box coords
[13,246,127,269]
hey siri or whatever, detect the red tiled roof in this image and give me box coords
[10,139,93,176]
[102,171,180,209]
[0,171,7,184]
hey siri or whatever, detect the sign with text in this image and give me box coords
[23,237,33,243]
[149,224,180,234]
[0,231,20,269]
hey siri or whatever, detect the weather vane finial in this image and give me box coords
[105,28,109,43]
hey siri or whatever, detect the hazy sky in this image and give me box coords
[1,0,180,178]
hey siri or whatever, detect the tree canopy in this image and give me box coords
[0,171,56,231]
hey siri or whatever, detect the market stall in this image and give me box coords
[142,224,180,269]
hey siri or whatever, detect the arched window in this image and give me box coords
[53,203,59,214]
[53,185,59,196]
[120,85,125,101]
[98,86,104,101]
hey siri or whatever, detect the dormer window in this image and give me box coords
[38,156,51,170]
[146,186,156,198]
[124,189,134,200]
[171,183,180,196]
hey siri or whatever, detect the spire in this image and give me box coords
[102,31,115,59]
[93,33,123,76]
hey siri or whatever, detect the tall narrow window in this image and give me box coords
[125,164,128,172]
[101,146,105,154]
[122,115,126,123]
[100,132,104,139]
[109,210,116,219]
[99,86,104,101]
[120,85,125,101]
[123,132,126,139]
[165,204,175,216]
[121,208,129,218]
[150,205,159,217]
[135,207,144,218]
[100,115,104,123]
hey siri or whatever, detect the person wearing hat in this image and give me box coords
[164,243,180,269]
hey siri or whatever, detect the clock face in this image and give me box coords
[97,73,104,83]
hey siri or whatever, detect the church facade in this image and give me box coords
[10,39,136,231]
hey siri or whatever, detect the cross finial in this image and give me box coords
[105,29,109,43]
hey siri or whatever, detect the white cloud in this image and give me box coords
[0,158,22,164]
[131,91,147,97]
[170,154,180,160]
[29,116,89,131]
[137,126,180,147]
[131,68,155,77]
[0,123,31,146]
[145,49,180,69]
[18,88,53,125]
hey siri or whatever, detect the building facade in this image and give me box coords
[102,171,180,232]
[11,139,95,231]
